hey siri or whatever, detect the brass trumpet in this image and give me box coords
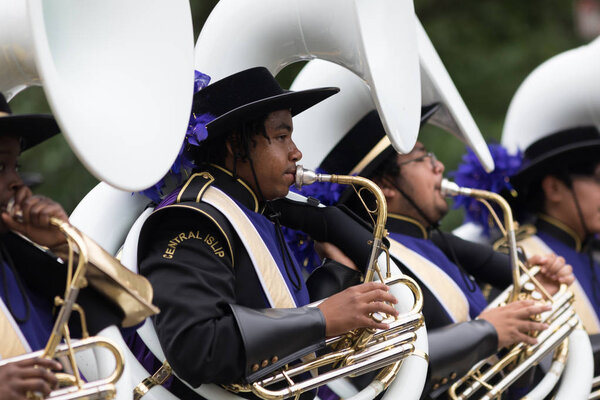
[440,179,579,400]
[1,214,158,399]
[227,166,425,400]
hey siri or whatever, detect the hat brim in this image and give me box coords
[0,114,60,151]
[512,140,600,190]
[338,103,441,205]
[205,87,339,137]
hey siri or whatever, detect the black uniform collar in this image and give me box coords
[536,214,583,252]
[387,213,429,239]
[204,164,261,213]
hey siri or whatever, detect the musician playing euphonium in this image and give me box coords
[0,94,125,399]
[455,128,600,378]
[134,68,402,400]
[298,109,574,399]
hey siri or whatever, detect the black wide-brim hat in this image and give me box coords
[0,94,60,151]
[320,104,440,205]
[511,126,600,193]
[193,67,339,137]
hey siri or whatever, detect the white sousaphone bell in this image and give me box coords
[69,1,428,399]
[0,1,195,400]
[0,0,195,192]
[501,37,600,400]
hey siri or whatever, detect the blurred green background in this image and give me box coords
[11,0,590,229]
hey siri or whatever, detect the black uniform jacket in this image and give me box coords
[0,232,124,337]
[137,165,333,393]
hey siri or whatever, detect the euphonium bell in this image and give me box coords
[440,179,586,400]
[225,166,425,400]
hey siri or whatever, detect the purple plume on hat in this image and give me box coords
[451,144,522,236]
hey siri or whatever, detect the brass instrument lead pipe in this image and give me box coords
[295,166,387,283]
[440,179,521,302]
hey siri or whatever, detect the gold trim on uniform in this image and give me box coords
[350,136,391,176]
[176,171,215,204]
[388,213,428,239]
[211,164,260,212]
[537,213,582,252]
[0,111,10,118]
[154,204,235,267]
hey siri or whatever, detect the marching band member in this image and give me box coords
[456,129,600,373]
[0,94,126,400]
[135,67,400,399]
[298,109,574,398]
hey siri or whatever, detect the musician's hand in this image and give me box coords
[478,300,551,349]
[1,187,68,248]
[314,241,359,271]
[0,357,62,399]
[528,253,574,295]
[318,282,398,337]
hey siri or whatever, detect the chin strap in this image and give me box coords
[570,185,600,304]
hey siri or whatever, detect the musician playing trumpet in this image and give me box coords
[0,94,127,399]
[135,68,402,399]
[300,109,574,398]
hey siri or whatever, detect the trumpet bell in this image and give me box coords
[195,0,421,154]
[0,0,195,191]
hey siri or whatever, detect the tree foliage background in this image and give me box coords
[11,0,587,229]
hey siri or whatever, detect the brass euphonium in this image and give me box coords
[227,166,425,400]
[0,214,159,400]
[440,179,580,400]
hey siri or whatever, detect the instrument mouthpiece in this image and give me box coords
[295,165,332,189]
[440,179,464,197]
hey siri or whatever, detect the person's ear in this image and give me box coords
[541,175,568,203]
[375,177,398,201]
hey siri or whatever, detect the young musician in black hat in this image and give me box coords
[0,94,128,400]
[300,109,574,397]
[508,127,600,364]
[136,67,399,399]
[0,99,65,398]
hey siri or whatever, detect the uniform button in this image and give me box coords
[271,356,279,364]
[450,372,457,379]
[251,364,259,372]
[441,378,448,385]
[261,360,269,368]
[432,383,440,390]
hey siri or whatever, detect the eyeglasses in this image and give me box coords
[397,151,438,169]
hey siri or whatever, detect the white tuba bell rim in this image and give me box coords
[195,0,421,155]
[0,0,196,192]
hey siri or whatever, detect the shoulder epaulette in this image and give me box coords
[176,171,215,204]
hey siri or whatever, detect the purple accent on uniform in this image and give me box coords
[124,330,174,390]
[452,144,522,236]
[155,187,183,211]
[0,261,54,351]
[538,231,600,316]
[317,385,341,400]
[237,199,310,307]
[389,232,488,320]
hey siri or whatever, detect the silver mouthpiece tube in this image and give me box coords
[440,178,472,197]
[295,165,333,189]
